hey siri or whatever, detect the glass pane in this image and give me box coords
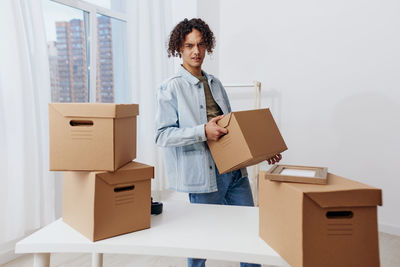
[85,0,126,13]
[43,0,89,102]
[96,14,129,103]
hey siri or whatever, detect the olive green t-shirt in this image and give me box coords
[197,75,223,121]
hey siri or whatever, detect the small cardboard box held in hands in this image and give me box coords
[207,108,287,174]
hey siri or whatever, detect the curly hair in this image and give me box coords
[167,18,215,58]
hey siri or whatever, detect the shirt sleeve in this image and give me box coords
[154,81,207,147]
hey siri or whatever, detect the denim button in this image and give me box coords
[200,105,204,109]
[209,166,212,169]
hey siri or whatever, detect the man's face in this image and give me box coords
[180,29,206,74]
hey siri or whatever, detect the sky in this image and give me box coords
[42,0,117,41]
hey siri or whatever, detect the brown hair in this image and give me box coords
[167,18,215,58]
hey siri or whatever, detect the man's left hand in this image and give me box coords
[267,153,282,165]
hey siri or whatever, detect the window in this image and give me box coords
[42,0,128,103]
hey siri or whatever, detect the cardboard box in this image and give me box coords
[207,108,287,174]
[258,171,382,267]
[62,161,154,241]
[49,103,139,171]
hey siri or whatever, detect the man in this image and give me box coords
[155,18,281,267]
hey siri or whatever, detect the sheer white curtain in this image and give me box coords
[127,0,176,196]
[0,0,55,263]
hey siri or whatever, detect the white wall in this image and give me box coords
[170,0,198,71]
[197,0,220,76]
[199,0,400,235]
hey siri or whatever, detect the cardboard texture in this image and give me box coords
[266,164,328,184]
[62,161,154,241]
[49,103,139,171]
[258,171,382,267]
[207,108,287,174]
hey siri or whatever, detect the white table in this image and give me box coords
[15,201,289,267]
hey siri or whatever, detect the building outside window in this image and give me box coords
[43,0,128,103]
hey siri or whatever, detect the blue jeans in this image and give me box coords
[187,169,261,267]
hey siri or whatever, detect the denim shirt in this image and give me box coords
[155,65,247,193]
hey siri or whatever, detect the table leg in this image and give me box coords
[33,253,50,267]
[92,253,103,267]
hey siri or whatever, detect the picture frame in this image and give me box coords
[265,164,328,185]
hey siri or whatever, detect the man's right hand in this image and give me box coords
[205,115,228,141]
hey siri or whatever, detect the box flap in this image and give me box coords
[285,173,382,208]
[97,161,154,185]
[217,113,232,128]
[306,189,382,208]
[233,108,287,158]
[115,104,139,118]
[49,103,139,118]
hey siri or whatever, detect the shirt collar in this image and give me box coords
[178,65,214,85]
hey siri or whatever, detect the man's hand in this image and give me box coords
[205,115,228,141]
[267,153,282,165]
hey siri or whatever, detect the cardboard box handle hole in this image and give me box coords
[326,211,353,219]
[69,120,94,126]
[114,185,135,193]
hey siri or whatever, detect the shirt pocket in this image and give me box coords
[179,143,206,186]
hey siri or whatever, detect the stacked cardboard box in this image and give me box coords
[258,171,382,267]
[49,103,154,241]
[49,103,139,171]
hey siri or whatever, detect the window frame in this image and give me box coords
[50,0,127,102]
